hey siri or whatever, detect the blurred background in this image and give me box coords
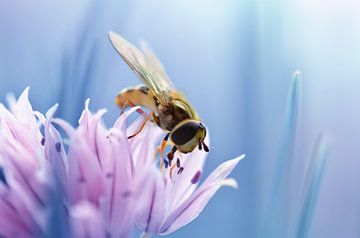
[1,0,360,237]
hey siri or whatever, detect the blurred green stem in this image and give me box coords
[294,135,331,238]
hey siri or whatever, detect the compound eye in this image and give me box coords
[171,121,201,145]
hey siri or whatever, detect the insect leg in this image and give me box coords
[127,112,152,139]
[151,111,161,126]
[121,100,145,115]
[160,133,170,170]
[154,141,172,160]
[167,146,177,166]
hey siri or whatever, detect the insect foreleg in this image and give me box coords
[127,112,152,139]
[167,146,177,165]
[160,133,170,170]
[120,99,145,115]
[151,111,161,126]
[154,140,172,160]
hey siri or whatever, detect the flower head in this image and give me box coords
[134,149,244,236]
[0,88,243,237]
[0,88,51,237]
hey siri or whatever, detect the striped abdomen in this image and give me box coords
[115,85,157,112]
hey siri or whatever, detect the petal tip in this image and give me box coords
[18,86,30,101]
[46,103,59,119]
[221,178,238,189]
[108,30,115,37]
[23,86,30,95]
[233,154,246,163]
[293,70,302,77]
[85,98,90,110]
[5,92,16,109]
[108,31,119,43]
[18,87,30,100]
[98,108,107,116]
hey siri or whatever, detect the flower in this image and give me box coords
[134,149,244,236]
[0,88,51,237]
[0,88,244,237]
[49,99,138,238]
[113,98,245,237]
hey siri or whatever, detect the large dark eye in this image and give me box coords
[171,121,201,145]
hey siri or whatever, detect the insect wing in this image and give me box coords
[109,31,175,106]
[140,40,176,99]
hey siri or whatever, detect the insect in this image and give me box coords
[108,31,209,171]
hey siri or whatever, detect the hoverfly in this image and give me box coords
[108,31,209,171]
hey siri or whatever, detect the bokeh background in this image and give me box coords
[1,0,360,237]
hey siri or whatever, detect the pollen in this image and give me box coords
[0,167,8,187]
[177,167,184,175]
[122,191,131,198]
[55,142,61,152]
[163,159,169,169]
[191,170,202,184]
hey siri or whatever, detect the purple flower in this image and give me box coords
[122,107,245,236]
[134,140,244,236]
[0,88,244,237]
[0,88,51,237]
[51,99,137,238]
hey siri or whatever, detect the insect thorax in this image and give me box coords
[157,102,192,131]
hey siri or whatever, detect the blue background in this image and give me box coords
[1,1,359,237]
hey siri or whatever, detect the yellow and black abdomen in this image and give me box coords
[115,85,157,111]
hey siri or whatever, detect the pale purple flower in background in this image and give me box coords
[0,88,244,238]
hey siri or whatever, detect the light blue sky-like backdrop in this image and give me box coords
[1,1,359,237]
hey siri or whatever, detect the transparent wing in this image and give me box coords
[108,31,175,106]
[140,40,176,94]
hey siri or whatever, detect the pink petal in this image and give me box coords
[128,118,163,169]
[112,106,145,174]
[56,106,135,237]
[69,201,107,238]
[166,135,210,210]
[113,106,141,132]
[0,102,42,161]
[135,168,166,234]
[68,144,105,205]
[0,192,38,237]
[159,155,245,235]
[0,88,50,236]
[102,132,135,237]
[0,132,38,176]
[0,174,48,237]
[54,118,105,205]
[0,134,49,213]
[44,105,68,191]
[77,99,108,170]
[11,88,38,135]
[76,102,130,180]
